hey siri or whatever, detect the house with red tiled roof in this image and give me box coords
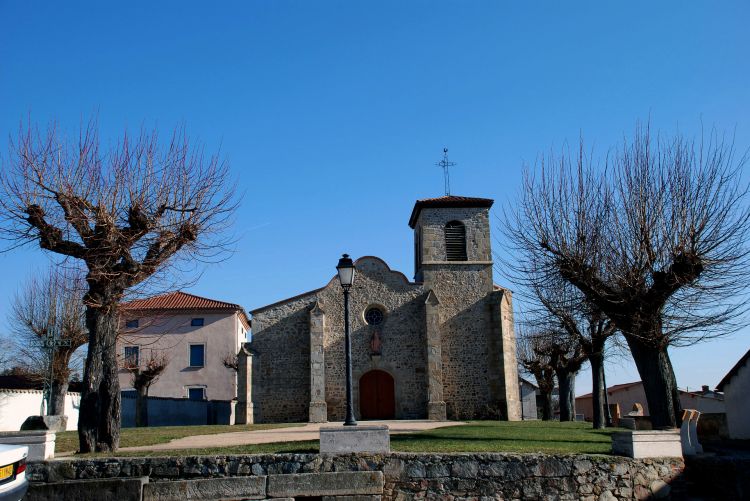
[575,380,725,424]
[117,291,250,403]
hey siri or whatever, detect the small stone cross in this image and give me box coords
[41,327,72,414]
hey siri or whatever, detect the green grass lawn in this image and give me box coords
[392,421,619,454]
[59,421,620,457]
[56,423,303,454]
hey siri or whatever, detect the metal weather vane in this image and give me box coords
[436,148,456,196]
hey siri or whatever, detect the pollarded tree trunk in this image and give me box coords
[78,303,121,453]
[589,340,606,429]
[135,386,149,428]
[540,390,553,420]
[49,378,69,416]
[624,333,682,429]
[556,368,577,421]
[49,350,72,416]
[530,368,555,421]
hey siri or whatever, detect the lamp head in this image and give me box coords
[336,253,356,288]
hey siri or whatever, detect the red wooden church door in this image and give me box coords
[359,370,395,419]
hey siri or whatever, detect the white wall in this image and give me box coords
[0,389,80,431]
[679,392,726,414]
[519,380,538,420]
[725,359,750,439]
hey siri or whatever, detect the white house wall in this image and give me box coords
[724,359,750,439]
[117,311,240,401]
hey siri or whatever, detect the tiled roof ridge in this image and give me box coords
[409,195,494,228]
[122,290,243,311]
[717,347,750,391]
[576,380,642,399]
[416,195,495,203]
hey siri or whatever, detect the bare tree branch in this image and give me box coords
[0,118,239,452]
[124,350,169,428]
[8,267,88,415]
[503,123,750,428]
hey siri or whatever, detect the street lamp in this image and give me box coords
[336,253,357,426]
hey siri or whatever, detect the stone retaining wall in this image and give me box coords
[28,452,686,500]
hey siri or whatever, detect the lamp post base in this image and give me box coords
[319,425,390,454]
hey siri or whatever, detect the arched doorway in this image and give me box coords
[359,370,395,419]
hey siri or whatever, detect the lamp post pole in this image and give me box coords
[343,284,357,426]
[337,254,358,426]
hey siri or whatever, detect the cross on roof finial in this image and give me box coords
[435,148,457,196]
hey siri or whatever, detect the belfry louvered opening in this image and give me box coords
[445,221,467,261]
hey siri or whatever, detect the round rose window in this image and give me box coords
[364,307,385,326]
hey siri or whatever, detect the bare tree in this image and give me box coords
[506,125,750,428]
[530,277,617,428]
[517,328,555,420]
[546,331,586,422]
[0,350,12,374]
[9,268,88,416]
[221,351,238,372]
[124,350,168,428]
[0,120,237,451]
[521,321,587,422]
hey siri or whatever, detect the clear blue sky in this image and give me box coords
[1,1,748,395]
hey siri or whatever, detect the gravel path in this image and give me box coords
[119,420,465,452]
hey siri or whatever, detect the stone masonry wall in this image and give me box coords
[250,202,522,423]
[428,264,498,419]
[28,452,687,500]
[251,257,426,422]
[315,257,426,421]
[251,293,316,422]
[416,205,521,420]
[416,207,493,266]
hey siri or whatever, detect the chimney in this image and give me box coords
[702,385,709,393]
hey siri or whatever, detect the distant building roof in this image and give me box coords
[687,385,724,400]
[576,380,724,401]
[122,291,250,329]
[408,195,494,228]
[717,348,750,391]
[577,381,644,399]
[519,377,538,389]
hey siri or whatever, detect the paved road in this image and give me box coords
[119,420,465,452]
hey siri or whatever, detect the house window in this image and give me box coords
[126,319,139,328]
[124,346,140,368]
[189,344,205,367]
[191,318,205,327]
[188,387,206,400]
[444,221,467,261]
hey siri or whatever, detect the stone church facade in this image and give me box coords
[249,196,522,423]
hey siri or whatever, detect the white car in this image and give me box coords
[0,444,28,501]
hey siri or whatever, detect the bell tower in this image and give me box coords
[409,195,522,421]
[408,195,494,287]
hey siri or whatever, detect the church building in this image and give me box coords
[249,196,522,422]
